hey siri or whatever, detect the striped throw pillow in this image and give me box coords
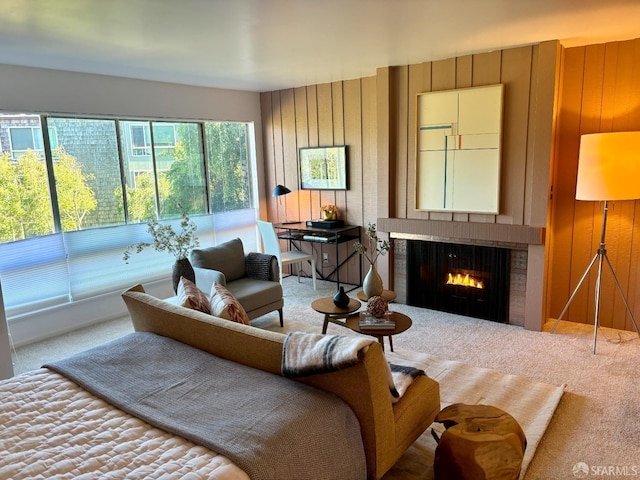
[177,277,211,314]
[210,282,250,325]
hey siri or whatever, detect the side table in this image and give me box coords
[312,296,361,334]
[345,311,411,352]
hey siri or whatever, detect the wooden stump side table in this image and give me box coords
[311,296,361,334]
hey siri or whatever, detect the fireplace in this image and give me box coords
[407,240,510,323]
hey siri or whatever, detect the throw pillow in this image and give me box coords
[176,276,211,314]
[210,282,250,325]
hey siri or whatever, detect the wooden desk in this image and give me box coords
[274,222,362,290]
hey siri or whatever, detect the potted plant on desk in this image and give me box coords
[123,204,200,293]
[354,223,390,297]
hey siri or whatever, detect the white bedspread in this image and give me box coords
[0,369,249,479]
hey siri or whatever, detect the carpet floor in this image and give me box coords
[12,276,640,479]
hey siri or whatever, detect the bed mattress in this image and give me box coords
[0,368,249,479]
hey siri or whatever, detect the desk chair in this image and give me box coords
[257,220,317,290]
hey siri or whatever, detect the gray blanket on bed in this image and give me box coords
[45,332,366,480]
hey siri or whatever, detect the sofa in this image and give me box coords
[190,237,284,325]
[122,284,441,480]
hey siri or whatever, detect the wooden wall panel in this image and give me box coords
[497,46,532,226]
[294,87,312,222]
[548,38,640,331]
[407,62,430,221]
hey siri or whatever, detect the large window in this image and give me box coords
[0,113,256,313]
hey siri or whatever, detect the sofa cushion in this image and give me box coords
[176,277,211,314]
[190,238,246,283]
[210,282,250,325]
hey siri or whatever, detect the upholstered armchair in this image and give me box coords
[190,238,284,326]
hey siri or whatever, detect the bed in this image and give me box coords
[0,285,441,480]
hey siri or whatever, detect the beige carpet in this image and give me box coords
[260,314,564,480]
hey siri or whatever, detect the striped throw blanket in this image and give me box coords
[282,331,424,402]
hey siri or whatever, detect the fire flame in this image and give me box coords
[446,273,484,289]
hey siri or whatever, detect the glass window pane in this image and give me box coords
[48,118,125,230]
[120,120,157,222]
[10,128,34,150]
[0,114,54,242]
[154,122,206,218]
[205,122,252,213]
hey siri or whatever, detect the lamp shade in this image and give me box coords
[576,132,640,201]
[272,184,291,197]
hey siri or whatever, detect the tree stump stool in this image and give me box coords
[433,404,527,480]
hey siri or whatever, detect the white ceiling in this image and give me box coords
[1,0,640,92]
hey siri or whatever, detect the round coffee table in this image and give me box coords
[345,311,411,352]
[357,289,398,303]
[312,296,361,334]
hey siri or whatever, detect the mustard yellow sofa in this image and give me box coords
[122,284,441,480]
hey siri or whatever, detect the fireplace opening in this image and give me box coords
[407,240,510,323]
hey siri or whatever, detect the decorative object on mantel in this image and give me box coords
[123,204,200,293]
[355,223,390,298]
[332,286,350,308]
[320,204,339,220]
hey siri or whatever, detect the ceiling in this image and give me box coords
[1,0,640,92]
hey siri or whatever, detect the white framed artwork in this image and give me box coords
[416,84,504,214]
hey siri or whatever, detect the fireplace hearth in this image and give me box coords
[407,240,510,323]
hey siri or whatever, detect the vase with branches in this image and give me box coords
[123,204,200,292]
[354,223,390,297]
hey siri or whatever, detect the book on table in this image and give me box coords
[359,311,395,330]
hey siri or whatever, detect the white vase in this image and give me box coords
[363,264,383,297]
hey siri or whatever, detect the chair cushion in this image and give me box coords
[210,282,251,325]
[176,277,211,314]
[225,277,283,314]
[191,238,246,282]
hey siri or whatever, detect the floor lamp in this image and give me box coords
[551,132,640,353]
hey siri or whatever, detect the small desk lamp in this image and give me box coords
[272,184,297,224]
[551,132,640,353]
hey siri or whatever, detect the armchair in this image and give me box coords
[190,238,284,326]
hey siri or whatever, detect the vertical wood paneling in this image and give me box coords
[280,89,299,224]
[548,47,585,320]
[294,87,313,221]
[271,92,286,224]
[549,37,640,331]
[407,62,431,220]
[316,83,336,213]
[393,66,408,219]
[497,46,532,226]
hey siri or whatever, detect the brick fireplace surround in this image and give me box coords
[378,218,546,331]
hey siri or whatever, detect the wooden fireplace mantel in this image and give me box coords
[377,218,545,246]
